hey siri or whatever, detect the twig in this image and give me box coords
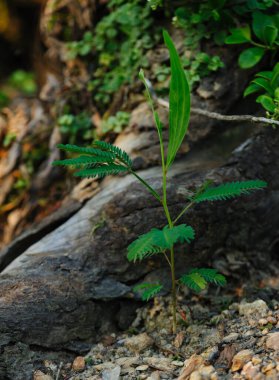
[156,97,279,127]
[55,362,63,380]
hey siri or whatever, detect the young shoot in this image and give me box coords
[53,30,267,333]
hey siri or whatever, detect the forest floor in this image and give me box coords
[33,279,279,380]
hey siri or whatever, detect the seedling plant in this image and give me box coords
[53,31,267,333]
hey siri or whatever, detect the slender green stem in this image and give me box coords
[170,245,177,332]
[163,251,171,268]
[250,41,276,50]
[130,170,162,203]
[173,201,194,225]
[161,163,177,333]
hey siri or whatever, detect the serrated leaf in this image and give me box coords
[127,224,195,262]
[256,95,276,112]
[74,164,128,178]
[225,26,251,44]
[133,283,163,301]
[180,272,207,292]
[163,30,191,168]
[238,47,265,69]
[193,180,267,203]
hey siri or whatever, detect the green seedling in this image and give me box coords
[53,30,267,333]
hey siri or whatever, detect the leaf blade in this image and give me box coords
[163,30,191,168]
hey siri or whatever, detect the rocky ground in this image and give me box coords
[33,294,279,380]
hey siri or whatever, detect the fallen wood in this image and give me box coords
[0,127,278,380]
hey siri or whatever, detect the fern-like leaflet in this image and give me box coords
[56,143,116,160]
[52,156,111,167]
[133,283,163,301]
[180,268,226,292]
[74,165,128,178]
[53,142,133,179]
[127,224,195,262]
[193,180,267,203]
[93,141,132,167]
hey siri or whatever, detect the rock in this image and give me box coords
[33,371,54,380]
[258,318,268,326]
[231,349,254,372]
[102,366,121,380]
[124,333,154,353]
[189,365,215,380]
[252,356,262,365]
[266,332,279,350]
[267,316,277,325]
[144,357,173,372]
[72,356,85,372]
[115,357,140,367]
[136,365,149,371]
[262,328,269,335]
[241,362,260,380]
[189,371,202,380]
[238,300,269,318]
[174,331,185,348]
[223,333,239,343]
[147,372,160,380]
[263,369,277,378]
[261,362,275,373]
[201,346,219,364]
[171,360,184,367]
[215,345,236,369]
[178,354,204,380]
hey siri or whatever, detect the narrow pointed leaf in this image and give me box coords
[163,30,191,168]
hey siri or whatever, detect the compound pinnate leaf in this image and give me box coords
[127,224,195,262]
[133,283,163,301]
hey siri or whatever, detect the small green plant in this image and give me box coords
[99,111,130,135]
[8,70,37,95]
[58,112,93,143]
[225,10,278,69]
[53,31,267,333]
[244,63,279,119]
[66,31,94,59]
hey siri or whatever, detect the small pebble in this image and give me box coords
[136,365,149,371]
[171,360,184,367]
[267,316,277,324]
[258,318,268,326]
[72,356,85,372]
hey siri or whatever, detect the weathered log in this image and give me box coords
[0,127,278,379]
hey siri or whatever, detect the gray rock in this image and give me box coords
[238,300,269,318]
[102,366,121,380]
